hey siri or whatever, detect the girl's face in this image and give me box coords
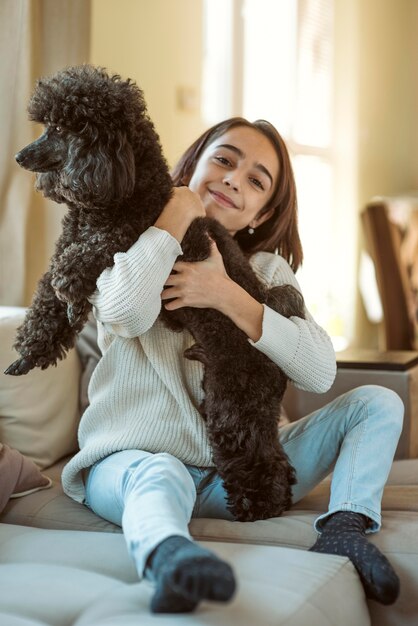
[188,126,279,236]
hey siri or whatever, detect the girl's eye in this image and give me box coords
[214,156,231,166]
[250,177,264,190]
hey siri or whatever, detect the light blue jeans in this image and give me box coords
[85,385,404,578]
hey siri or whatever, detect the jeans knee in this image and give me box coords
[130,452,196,496]
[379,387,404,435]
[354,385,404,435]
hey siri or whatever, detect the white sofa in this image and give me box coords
[1,306,417,626]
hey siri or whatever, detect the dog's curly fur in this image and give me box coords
[5,65,305,521]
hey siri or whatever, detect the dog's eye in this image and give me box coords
[55,126,63,134]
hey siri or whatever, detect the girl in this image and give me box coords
[62,117,403,613]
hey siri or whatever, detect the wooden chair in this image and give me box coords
[361,200,417,350]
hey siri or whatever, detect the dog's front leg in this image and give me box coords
[266,284,306,319]
[50,238,114,326]
[4,271,80,375]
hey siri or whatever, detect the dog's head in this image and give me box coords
[16,65,151,208]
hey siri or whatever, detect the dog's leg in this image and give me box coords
[199,345,296,521]
[266,284,305,319]
[200,287,304,520]
[50,242,100,326]
[50,237,121,326]
[165,218,302,521]
[182,307,296,521]
[4,271,84,375]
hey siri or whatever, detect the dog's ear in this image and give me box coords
[106,130,136,201]
[63,130,135,206]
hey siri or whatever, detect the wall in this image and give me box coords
[90,0,205,168]
[412,0,418,187]
[349,0,418,347]
[0,0,91,306]
[357,0,417,202]
[7,1,416,342]
[89,0,418,347]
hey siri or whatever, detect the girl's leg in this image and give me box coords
[85,449,196,568]
[280,384,404,604]
[190,385,404,604]
[190,384,404,526]
[279,384,404,531]
[86,449,235,613]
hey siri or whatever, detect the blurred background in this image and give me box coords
[1,0,417,352]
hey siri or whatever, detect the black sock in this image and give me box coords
[147,535,236,613]
[309,511,399,605]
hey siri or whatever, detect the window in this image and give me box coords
[203,0,351,350]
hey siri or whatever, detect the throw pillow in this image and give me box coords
[0,307,81,469]
[0,442,51,512]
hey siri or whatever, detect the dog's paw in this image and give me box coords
[227,480,293,521]
[231,497,255,522]
[51,272,84,304]
[266,285,305,319]
[184,343,210,365]
[66,302,86,328]
[4,356,36,376]
[232,498,288,522]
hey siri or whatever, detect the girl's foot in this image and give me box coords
[147,535,236,613]
[309,511,399,605]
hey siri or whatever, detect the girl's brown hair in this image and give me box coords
[171,117,303,272]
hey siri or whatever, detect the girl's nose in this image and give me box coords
[223,173,240,192]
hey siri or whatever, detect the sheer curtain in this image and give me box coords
[202,0,357,350]
[0,0,90,306]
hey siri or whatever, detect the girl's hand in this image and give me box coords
[154,187,206,243]
[162,240,230,310]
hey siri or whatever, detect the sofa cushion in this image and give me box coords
[291,459,418,514]
[189,512,418,626]
[0,443,51,512]
[0,523,369,626]
[3,458,418,535]
[0,307,81,469]
[0,457,119,533]
[1,459,417,625]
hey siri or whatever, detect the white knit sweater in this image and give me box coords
[62,227,336,502]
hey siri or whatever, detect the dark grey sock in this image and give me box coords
[147,535,236,613]
[309,511,400,605]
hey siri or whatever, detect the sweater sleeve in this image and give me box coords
[249,253,337,393]
[88,226,182,338]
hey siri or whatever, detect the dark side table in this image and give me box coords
[283,349,418,459]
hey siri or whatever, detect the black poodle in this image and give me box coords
[5,65,305,521]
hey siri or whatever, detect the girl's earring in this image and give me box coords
[248,226,255,235]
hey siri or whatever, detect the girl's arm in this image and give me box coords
[89,188,205,337]
[248,303,337,393]
[162,246,336,393]
[163,241,265,340]
[248,253,337,393]
[89,227,182,337]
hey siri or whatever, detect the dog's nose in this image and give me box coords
[15,152,23,164]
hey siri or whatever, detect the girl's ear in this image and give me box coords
[249,207,275,229]
[180,174,191,186]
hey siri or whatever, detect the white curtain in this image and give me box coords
[0,0,90,305]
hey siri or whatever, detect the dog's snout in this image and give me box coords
[14,137,65,173]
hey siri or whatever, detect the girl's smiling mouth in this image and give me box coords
[209,189,239,209]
